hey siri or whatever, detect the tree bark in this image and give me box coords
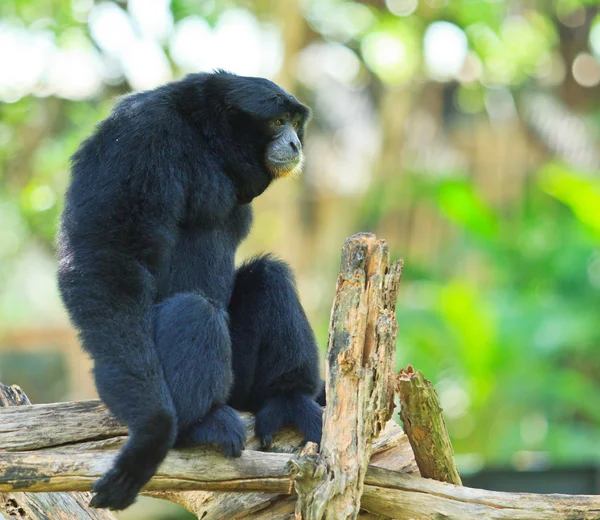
[291,233,403,520]
[0,383,116,520]
[4,445,599,520]
[396,365,462,485]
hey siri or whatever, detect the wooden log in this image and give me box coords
[0,399,407,456]
[362,467,600,520]
[8,417,600,520]
[396,365,462,485]
[0,448,294,494]
[0,396,412,516]
[4,448,598,520]
[291,233,403,520]
[0,384,116,520]
[2,389,600,519]
[163,419,414,520]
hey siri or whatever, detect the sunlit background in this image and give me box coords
[2,0,600,517]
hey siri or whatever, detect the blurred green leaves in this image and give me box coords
[448,0,506,30]
[540,163,600,236]
[436,180,498,238]
[394,162,600,464]
[439,280,497,390]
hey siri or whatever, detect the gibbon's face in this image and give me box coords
[217,72,310,181]
[264,111,307,179]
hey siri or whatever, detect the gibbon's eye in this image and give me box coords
[293,121,298,128]
[275,119,283,127]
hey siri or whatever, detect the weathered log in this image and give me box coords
[7,411,599,520]
[396,365,462,485]
[291,233,403,520]
[0,383,116,520]
[0,447,294,494]
[195,467,600,520]
[160,419,413,519]
[362,467,600,520]
[1,370,599,518]
[0,397,412,511]
[0,493,117,520]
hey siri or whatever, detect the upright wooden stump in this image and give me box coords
[291,233,403,520]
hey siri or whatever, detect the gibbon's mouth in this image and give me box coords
[267,157,304,179]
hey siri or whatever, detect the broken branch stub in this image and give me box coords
[396,365,462,486]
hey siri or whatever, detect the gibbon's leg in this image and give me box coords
[154,293,245,456]
[228,255,322,448]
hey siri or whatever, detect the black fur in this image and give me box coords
[228,256,322,448]
[57,71,322,511]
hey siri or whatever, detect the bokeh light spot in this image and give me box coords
[424,21,468,81]
[572,53,600,88]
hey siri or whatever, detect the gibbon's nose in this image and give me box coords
[289,133,301,154]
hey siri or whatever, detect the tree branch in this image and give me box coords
[396,365,462,485]
[156,418,412,519]
[362,467,600,520]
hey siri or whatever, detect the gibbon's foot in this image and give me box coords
[89,464,144,511]
[177,405,246,457]
[255,394,323,450]
[89,409,177,510]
